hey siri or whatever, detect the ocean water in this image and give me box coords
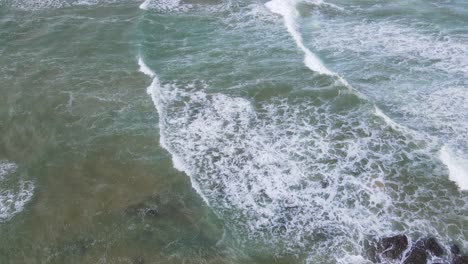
[0,0,466,263]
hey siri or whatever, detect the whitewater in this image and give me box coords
[137,0,467,263]
[0,0,466,263]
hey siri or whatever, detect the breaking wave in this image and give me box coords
[139,56,466,262]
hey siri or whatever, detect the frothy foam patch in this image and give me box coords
[0,161,34,222]
[309,18,468,76]
[6,0,140,10]
[142,65,461,261]
[440,146,468,191]
[0,161,17,181]
[301,7,468,191]
[264,0,412,144]
[138,0,187,12]
[0,181,35,222]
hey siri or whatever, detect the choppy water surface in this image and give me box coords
[0,0,466,263]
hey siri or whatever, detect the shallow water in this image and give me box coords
[0,0,467,263]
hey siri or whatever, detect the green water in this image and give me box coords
[0,4,223,263]
[0,0,467,263]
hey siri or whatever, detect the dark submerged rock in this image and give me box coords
[126,194,161,218]
[378,234,409,260]
[424,237,445,257]
[403,247,427,264]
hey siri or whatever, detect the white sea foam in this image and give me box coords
[0,161,17,181]
[0,181,35,222]
[265,0,334,76]
[309,20,468,76]
[139,0,150,10]
[138,56,155,77]
[137,0,183,12]
[440,146,468,191]
[0,161,34,222]
[280,2,468,193]
[264,0,414,146]
[140,57,210,205]
[6,0,140,10]
[139,53,461,260]
[138,2,467,262]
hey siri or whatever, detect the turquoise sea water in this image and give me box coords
[0,0,467,263]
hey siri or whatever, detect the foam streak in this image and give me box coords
[265,0,334,75]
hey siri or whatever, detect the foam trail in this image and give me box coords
[265,0,357,92]
[265,0,334,76]
[265,0,412,133]
[439,146,468,191]
[138,57,210,205]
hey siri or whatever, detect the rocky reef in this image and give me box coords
[376,234,467,264]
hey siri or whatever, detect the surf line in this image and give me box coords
[264,0,407,129]
[138,56,211,205]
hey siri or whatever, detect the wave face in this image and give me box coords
[0,161,34,222]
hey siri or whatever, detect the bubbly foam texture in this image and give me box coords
[303,6,468,191]
[139,1,467,261]
[0,161,34,222]
[264,0,412,144]
[0,161,17,181]
[5,0,139,10]
[143,66,466,261]
[310,20,468,76]
[138,0,192,12]
[0,181,35,222]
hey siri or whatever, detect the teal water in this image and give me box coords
[0,0,467,263]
